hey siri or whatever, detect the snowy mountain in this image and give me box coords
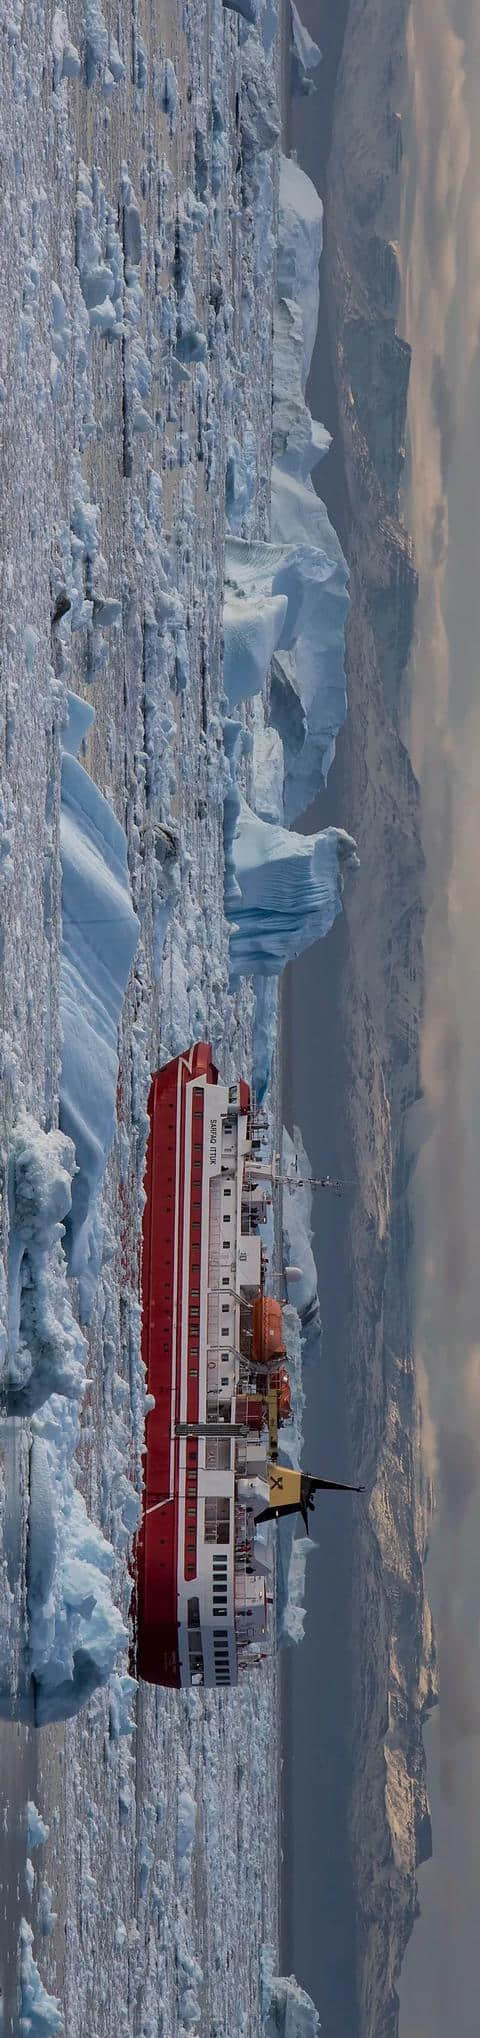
[323,0,437,2028]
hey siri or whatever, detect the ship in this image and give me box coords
[135,1043,361,1690]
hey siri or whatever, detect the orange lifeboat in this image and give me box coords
[252,1295,285,1366]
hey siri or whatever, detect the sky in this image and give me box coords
[397,2,480,2029]
[283,2,480,2032]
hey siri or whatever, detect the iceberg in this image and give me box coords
[282,1127,321,1337]
[251,703,285,824]
[289,1,322,98]
[27,1432,127,1725]
[273,293,331,482]
[225,428,257,534]
[223,588,287,709]
[277,155,323,382]
[270,468,349,813]
[223,0,257,19]
[59,692,139,1318]
[1,1112,130,1723]
[3,1113,86,1416]
[225,795,358,978]
[262,1947,320,2038]
[224,528,348,795]
[19,1917,63,2034]
[269,153,349,811]
[280,1533,317,1647]
[252,977,279,1103]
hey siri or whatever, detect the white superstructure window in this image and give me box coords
[204,1497,230,1545]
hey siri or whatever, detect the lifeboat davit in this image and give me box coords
[252,1295,285,1367]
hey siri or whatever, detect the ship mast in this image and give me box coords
[244,1155,345,1197]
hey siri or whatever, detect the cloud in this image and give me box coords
[464,1345,480,1416]
[419,1002,470,1325]
[438,1612,480,1763]
[431,356,456,486]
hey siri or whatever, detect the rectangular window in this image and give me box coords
[204,1498,231,1546]
[205,1438,231,1471]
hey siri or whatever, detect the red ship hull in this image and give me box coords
[135,1042,218,1685]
